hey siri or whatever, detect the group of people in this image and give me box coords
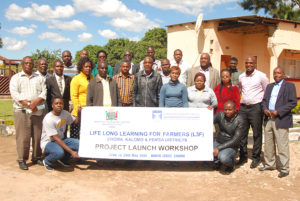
[9,46,297,177]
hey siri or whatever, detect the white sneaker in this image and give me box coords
[43,160,54,171]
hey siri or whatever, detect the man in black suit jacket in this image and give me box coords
[260,67,297,178]
[46,60,72,111]
[113,50,139,76]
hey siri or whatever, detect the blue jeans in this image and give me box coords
[44,138,79,166]
[214,141,237,168]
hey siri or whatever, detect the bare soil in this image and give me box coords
[0,135,299,201]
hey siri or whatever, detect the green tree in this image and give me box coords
[104,38,137,67]
[75,27,167,67]
[239,0,300,21]
[133,28,167,64]
[31,49,61,71]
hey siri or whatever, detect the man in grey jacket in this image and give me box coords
[133,57,162,107]
[186,53,220,89]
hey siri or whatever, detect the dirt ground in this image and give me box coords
[0,135,299,201]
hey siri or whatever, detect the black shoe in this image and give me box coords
[259,166,275,171]
[33,159,44,166]
[57,160,71,167]
[213,162,221,170]
[43,160,54,171]
[237,157,248,165]
[278,172,289,178]
[224,166,234,174]
[250,160,260,169]
[18,161,28,170]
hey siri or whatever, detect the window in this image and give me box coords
[278,58,300,79]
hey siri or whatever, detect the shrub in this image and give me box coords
[292,100,300,114]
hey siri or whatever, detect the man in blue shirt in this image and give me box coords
[260,67,297,178]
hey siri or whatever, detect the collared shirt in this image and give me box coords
[170,59,190,85]
[63,62,78,77]
[139,59,161,72]
[70,72,93,116]
[145,71,153,79]
[269,79,283,111]
[36,71,51,81]
[129,62,134,74]
[9,71,47,116]
[113,72,134,104]
[160,72,170,85]
[199,67,210,87]
[239,69,269,105]
[98,75,112,107]
[187,85,218,108]
[55,74,65,95]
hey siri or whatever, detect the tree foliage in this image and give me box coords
[239,0,300,21]
[31,49,61,70]
[75,28,167,67]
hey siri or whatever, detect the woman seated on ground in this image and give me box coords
[70,57,94,139]
[213,69,240,114]
[187,72,217,110]
[159,66,188,107]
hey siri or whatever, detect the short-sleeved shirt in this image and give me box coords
[40,110,75,149]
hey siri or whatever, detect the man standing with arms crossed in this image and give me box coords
[238,56,269,168]
[10,56,47,170]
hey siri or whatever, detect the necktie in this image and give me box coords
[177,62,179,67]
[58,77,63,95]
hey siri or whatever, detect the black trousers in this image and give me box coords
[239,103,263,160]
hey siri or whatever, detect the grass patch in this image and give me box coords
[0,100,14,124]
[293,123,300,128]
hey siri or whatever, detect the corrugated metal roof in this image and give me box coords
[166,15,300,27]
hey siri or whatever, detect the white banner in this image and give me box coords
[79,107,213,161]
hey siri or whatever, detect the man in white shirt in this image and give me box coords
[170,49,190,85]
[36,58,51,79]
[9,56,47,170]
[161,58,171,85]
[139,46,161,73]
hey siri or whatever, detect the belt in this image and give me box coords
[241,102,261,107]
[122,103,133,107]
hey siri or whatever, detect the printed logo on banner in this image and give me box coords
[106,109,118,120]
[152,110,162,120]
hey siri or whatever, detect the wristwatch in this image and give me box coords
[27,101,31,106]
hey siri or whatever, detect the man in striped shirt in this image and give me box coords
[113,60,134,106]
[10,56,47,170]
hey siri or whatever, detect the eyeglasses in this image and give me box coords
[124,54,131,56]
[23,62,33,65]
[98,56,106,58]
